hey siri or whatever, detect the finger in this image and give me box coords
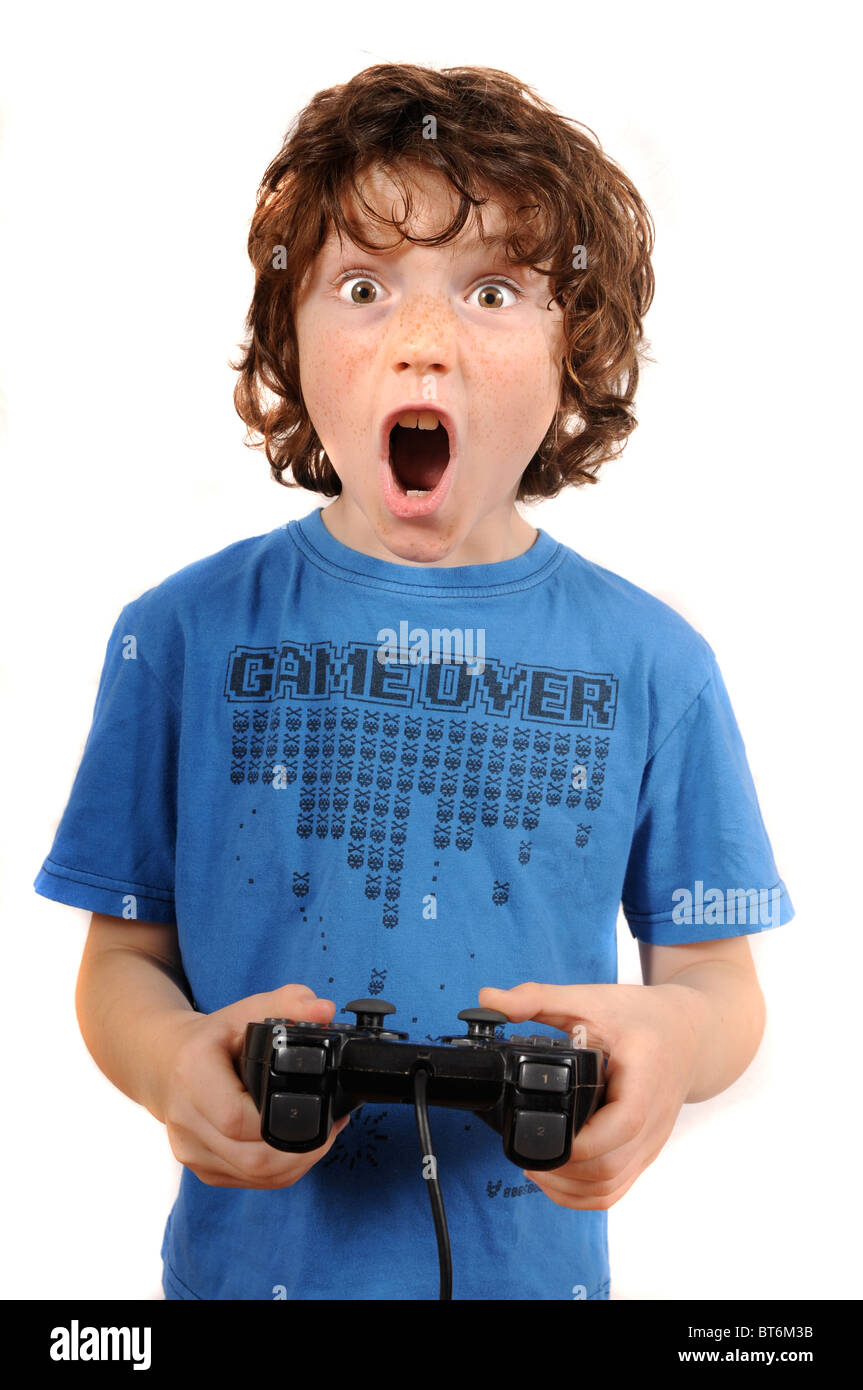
[478,983,621,1044]
[221,982,320,1025]
[527,1129,669,1201]
[170,1020,330,1145]
[176,1099,350,1186]
[549,1124,641,1186]
[563,1093,647,1168]
[171,1034,277,1143]
[172,1113,287,1186]
[543,1053,654,1179]
[568,1044,653,1154]
[190,1051,353,1162]
[524,1162,645,1210]
[523,1161,629,1196]
[216,990,337,1059]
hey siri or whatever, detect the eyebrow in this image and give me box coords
[324,229,535,272]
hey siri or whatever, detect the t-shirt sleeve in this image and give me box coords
[33,603,179,924]
[621,656,794,943]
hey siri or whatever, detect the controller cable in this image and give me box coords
[412,1066,452,1300]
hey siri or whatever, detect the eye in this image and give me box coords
[467,280,522,310]
[331,270,523,308]
[333,271,384,305]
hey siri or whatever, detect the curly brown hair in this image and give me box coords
[231,63,655,502]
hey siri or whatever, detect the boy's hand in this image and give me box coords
[158,984,350,1189]
[478,981,701,1210]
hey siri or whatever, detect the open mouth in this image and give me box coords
[388,413,451,496]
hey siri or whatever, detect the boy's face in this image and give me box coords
[293,162,565,565]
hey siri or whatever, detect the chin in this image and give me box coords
[375,509,464,564]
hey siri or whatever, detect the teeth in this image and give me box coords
[395,411,441,430]
[406,488,431,497]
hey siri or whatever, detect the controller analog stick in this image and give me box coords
[457,1007,509,1040]
[346,998,398,1031]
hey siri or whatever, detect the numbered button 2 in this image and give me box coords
[268,1093,322,1143]
[513,1110,568,1162]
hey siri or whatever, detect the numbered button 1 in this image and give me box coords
[273,1045,326,1076]
[518,1062,570,1094]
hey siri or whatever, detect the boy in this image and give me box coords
[33,63,793,1301]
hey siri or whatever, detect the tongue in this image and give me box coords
[390,424,449,490]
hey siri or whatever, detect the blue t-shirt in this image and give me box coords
[34,505,794,1301]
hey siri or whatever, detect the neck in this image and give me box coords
[320,497,539,567]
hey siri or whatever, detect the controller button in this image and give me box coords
[268,1093,322,1143]
[518,1062,570,1094]
[273,1046,326,1077]
[513,1111,568,1162]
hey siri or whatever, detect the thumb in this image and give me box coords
[216,983,336,1053]
[478,982,614,1042]
[257,982,336,1017]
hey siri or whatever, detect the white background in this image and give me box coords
[2,0,860,1303]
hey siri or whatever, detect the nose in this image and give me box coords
[387,291,457,379]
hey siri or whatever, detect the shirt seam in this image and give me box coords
[164,1259,203,1300]
[162,1257,609,1301]
[39,858,175,899]
[644,667,714,766]
[136,644,182,713]
[121,603,182,713]
[287,523,566,598]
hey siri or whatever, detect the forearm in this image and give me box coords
[75,945,200,1123]
[652,960,767,1104]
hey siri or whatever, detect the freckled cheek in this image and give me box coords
[469,337,559,445]
[300,329,374,438]
[324,331,370,384]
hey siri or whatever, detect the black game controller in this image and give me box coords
[242,998,608,1170]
